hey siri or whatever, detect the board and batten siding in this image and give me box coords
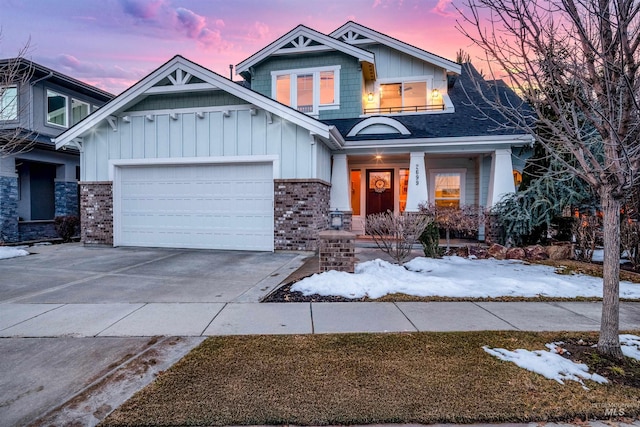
[80,107,331,182]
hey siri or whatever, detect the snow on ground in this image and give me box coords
[484,334,640,389]
[620,334,640,360]
[483,343,609,390]
[290,256,640,299]
[0,247,29,260]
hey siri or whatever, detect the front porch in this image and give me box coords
[329,149,517,236]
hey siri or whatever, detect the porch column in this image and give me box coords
[487,148,515,207]
[405,152,428,212]
[329,153,351,212]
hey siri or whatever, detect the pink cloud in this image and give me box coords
[249,21,270,40]
[432,0,457,17]
[175,7,207,38]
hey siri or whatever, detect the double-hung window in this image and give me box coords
[272,65,340,115]
[47,90,68,127]
[431,170,465,208]
[0,86,18,121]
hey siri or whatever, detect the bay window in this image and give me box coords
[272,65,340,115]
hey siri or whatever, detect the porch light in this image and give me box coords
[367,92,374,102]
[330,209,344,230]
[375,155,382,160]
[431,88,440,99]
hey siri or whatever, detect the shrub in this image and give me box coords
[54,215,80,242]
[365,211,434,265]
[419,204,485,253]
[621,216,640,269]
[573,214,600,262]
[419,221,441,258]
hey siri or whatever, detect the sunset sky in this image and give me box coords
[0,0,487,94]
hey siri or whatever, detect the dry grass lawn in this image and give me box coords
[101,331,640,426]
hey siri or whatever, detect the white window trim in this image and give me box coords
[46,89,69,128]
[429,168,466,206]
[271,65,341,115]
[0,85,18,121]
[371,75,447,115]
[71,98,91,125]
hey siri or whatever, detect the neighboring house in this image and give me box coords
[0,59,113,243]
[53,21,533,252]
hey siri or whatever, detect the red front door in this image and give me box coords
[366,169,394,216]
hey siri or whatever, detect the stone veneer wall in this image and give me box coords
[274,179,330,251]
[19,221,57,241]
[55,181,79,218]
[80,182,113,245]
[0,176,18,243]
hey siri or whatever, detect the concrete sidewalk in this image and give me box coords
[2,300,640,337]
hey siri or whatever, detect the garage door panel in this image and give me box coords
[116,163,274,251]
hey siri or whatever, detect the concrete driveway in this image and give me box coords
[0,243,310,426]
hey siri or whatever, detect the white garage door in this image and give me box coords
[114,162,274,251]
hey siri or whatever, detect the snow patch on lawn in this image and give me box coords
[291,256,640,299]
[620,334,640,360]
[0,247,29,260]
[483,343,608,390]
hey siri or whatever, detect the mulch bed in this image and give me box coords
[559,336,640,388]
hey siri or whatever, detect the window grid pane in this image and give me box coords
[296,74,313,112]
[319,71,334,105]
[0,86,18,120]
[47,90,67,127]
[434,173,461,208]
[71,99,90,125]
[275,75,291,106]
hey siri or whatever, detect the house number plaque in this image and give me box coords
[415,164,419,185]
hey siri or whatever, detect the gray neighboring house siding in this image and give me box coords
[0,59,113,243]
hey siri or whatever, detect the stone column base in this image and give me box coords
[319,230,356,273]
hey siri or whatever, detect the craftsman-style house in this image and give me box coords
[53,22,533,251]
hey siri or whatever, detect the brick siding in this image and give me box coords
[80,182,113,245]
[319,230,356,273]
[274,179,331,251]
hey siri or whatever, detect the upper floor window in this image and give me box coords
[0,86,18,121]
[366,77,444,115]
[47,90,68,127]
[71,99,90,125]
[272,65,340,115]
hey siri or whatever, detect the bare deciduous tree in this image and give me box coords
[0,34,35,157]
[457,0,640,359]
[365,211,434,265]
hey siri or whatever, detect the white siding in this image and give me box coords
[81,108,323,182]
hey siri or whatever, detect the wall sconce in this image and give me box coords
[431,88,440,99]
[329,209,344,230]
[367,92,374,102]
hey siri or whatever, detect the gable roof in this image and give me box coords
[235,24,376,79]
[330,21,461,75]
[54,55,344,150]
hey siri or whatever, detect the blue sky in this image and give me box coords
[0,0,482,94]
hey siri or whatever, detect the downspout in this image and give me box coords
[29,70,53,130]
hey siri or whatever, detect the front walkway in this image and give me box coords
[2,300,640,337]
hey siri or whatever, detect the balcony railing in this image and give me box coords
[364,104,445,115]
